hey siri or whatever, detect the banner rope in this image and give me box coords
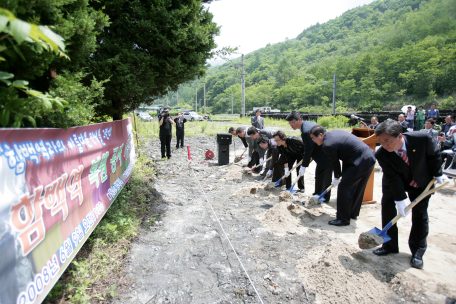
[187,147,264,304]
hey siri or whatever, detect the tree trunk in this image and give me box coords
[112,100,124,121]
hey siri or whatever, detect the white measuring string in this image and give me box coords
[189,165,265,304]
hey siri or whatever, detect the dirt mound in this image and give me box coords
[279,191,293,201]
[297,241,390,303]
[221,164,244,181]
[256,201,307,235]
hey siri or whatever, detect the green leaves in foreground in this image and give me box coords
[0,8,70,128]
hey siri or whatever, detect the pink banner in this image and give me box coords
[0,118,135,304]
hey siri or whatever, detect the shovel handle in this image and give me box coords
[390,178,448,226]
[251,156,272,170]
[278,160,303,181]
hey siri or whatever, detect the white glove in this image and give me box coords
[331,178,340,187]
[244,147,248,153]
[435,175,449,184]
[259,158,264,166]
[299,166,306,176]
[267,169,273,177]
[247,156,252,162]
[395,200,411,218]
[284,168,290,177]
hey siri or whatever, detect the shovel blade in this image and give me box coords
[274,177,283,186]
[285,182,297,194]
[368,227,392,244]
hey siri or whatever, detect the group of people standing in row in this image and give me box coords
[400,103,440,131]
[365,112,456,169]
[230,110,449,270]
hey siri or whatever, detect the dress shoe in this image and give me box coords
[410,256,424,269]
[351,216,358,220]
[373,248,399,256]
[328,219,350,226]
[252,168,261,174]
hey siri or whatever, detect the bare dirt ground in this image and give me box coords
[113,134,456,304]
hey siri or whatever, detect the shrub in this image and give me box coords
[317,115,350,129]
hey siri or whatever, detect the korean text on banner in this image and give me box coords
[0,118,136,304]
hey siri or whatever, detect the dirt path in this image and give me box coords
[113,135,456,304]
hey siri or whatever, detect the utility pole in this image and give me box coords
[203,82,206,115]
[231,91,233,114]
[167,96,169,107]
[332,73,337,115]
[241,54,245,117]
[195,86,198,112]
[177,91,179,107]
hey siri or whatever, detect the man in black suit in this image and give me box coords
[247,127,275,175]
[369,117,379,129]
[374,120,448,269]
[398,114,411,133]
[174,112,187,149]
[310,125,376,226]
[286,111,333,201]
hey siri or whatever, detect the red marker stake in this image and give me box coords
[187,146,191,165]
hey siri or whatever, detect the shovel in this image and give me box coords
[358,178,448,249]
[251,156,272,171]
[275,160,303,187]
[310,177,341,204]
[234,150,246,163]
[285,172,303,194]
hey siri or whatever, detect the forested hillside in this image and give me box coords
[163,0,456,114]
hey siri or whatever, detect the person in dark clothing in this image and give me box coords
[258,136,284,184]
[374,120,448,269]
[310,125,376,226]
[229,126,248,157]
[159,107,174,159]
[174,112,187,149]
[237,127,263,172]
[286,111,333,200]
[398,114,411,133]
[274,131,305,191]
[247,127,274,175]
[369,117,379,129]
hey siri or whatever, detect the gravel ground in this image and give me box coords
[112,135,456,304]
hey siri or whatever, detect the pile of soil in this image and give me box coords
[256,201,307,235]
[297,241,390,304]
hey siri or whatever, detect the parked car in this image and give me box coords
[183,112,203,121]
[138,112,153,122]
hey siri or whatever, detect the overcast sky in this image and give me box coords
[206,0,377,61]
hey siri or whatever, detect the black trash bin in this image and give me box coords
[216,133,232,165]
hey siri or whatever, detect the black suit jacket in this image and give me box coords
[322,130,376,180]
[300,121,330,168]
[376,132,442,201]
[399,121,410,133]
[174,117,187,131]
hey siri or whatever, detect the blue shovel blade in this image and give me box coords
[286,183,297,194]
[368,226,392,244]
[274,177,283,186]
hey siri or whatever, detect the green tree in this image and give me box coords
[90,0,223,120]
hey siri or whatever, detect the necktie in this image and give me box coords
[397,149,419,188]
